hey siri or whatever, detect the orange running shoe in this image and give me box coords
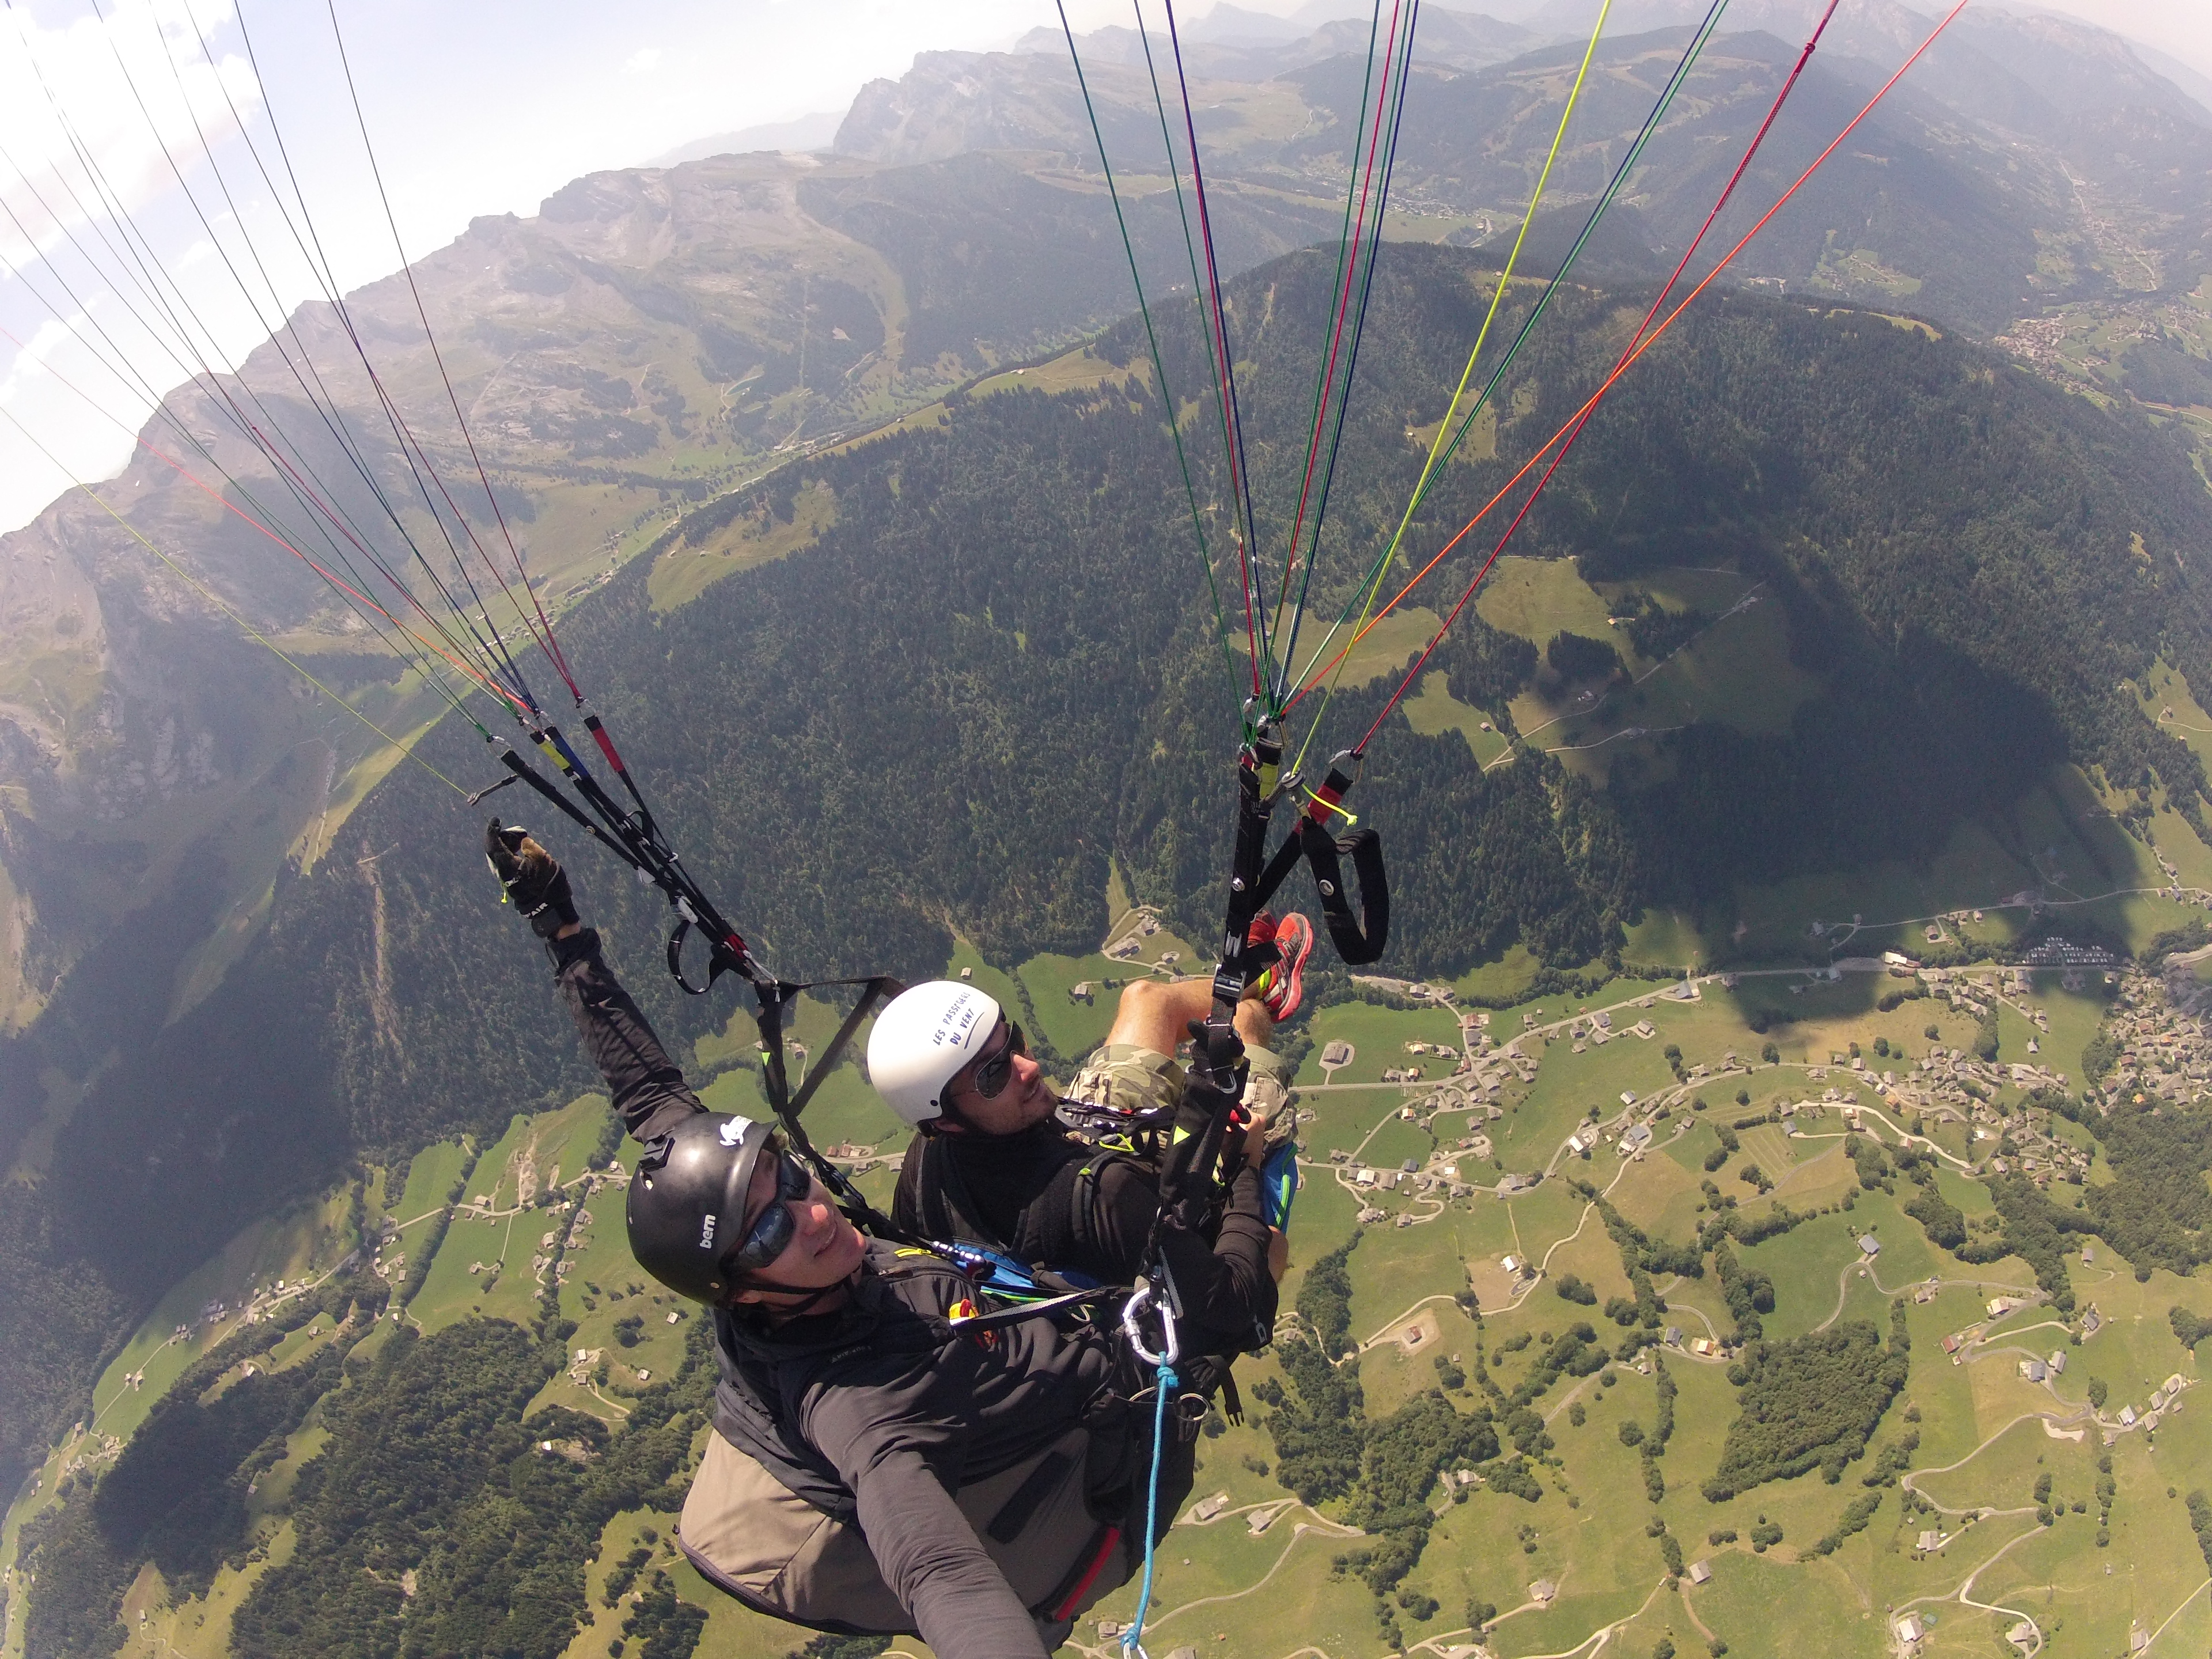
[1248,911,1315,1022]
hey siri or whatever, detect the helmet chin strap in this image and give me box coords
[727,1266,860,1318]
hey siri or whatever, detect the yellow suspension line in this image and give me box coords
[2,407,467,795]
[1291,0,1614,772]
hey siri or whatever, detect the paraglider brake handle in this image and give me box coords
[464,772,522,808]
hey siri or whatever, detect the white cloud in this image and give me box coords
[0,314,78,409]
[0,0,262,270]
[623,46,662,74]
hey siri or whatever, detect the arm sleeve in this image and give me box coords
[846,1449,1048,1659]
[1094,1161,1278,1355]
[550,929,704,1143]
[799,1356,1049,1659]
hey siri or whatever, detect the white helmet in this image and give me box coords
[867,980,1002,1126]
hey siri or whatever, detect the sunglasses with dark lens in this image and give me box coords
[732,1150,813,1272]
[963,1020,1028,1100]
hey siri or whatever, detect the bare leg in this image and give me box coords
[1105,978,1274,1054]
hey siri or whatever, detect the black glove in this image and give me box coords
[484,820,579,940]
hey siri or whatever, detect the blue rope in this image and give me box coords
[1120,1361,1180,1658]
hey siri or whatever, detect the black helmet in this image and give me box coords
[626,1112,775,1304]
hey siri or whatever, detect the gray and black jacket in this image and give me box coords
[548,929,1144,1659]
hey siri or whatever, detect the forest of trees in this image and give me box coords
[1702,1304,1910,1501]
[2083,1101,2212,1275]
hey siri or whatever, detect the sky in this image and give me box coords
[0,0,2206,537]
[0,0,1159,535]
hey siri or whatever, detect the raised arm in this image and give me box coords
[486,822,704,1143]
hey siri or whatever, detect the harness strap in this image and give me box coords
[1301,820,1389,964]
[752,975,908,1240]
[1241,749,1389,964]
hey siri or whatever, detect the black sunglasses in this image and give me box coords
[960,1020,1028,1100]
[732,1149,813,1272]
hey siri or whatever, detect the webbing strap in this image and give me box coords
[751,974,907,1240]
[1209,715,1283,1016]
[1241,751,1389,964]
[949,1285,1121,1335]
[1301,821,1389,965]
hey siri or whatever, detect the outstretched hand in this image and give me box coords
[484,820,581,940]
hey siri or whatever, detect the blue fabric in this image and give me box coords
[1259,1142,1299,1230]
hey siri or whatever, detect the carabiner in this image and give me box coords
[1122,1277,1181,1369]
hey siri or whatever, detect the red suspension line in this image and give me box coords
[1294,0,1972,741]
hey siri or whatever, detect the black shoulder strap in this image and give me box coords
[911,1134,986,1247]
[1026,1149,1149,1276]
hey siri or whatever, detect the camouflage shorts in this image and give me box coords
[1065,1042,1292,1145]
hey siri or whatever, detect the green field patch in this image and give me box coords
[1278,1158,1363,1312]
[968,344,1135,402]
[1085,1516,1391,1659]
[108,1517,296,1659]
[1535,1214,1637,1310]
[1490,1582,1654,1659]
[467,1113,548,1211]
[531,1161,696,1418]
[1014,950,1128,1061]
[1291,1083,1392,1166]
[1399,671,1513,765]
[1452,944,1546,1004]
[261,1313,340,1375]
[649,476,838,611]
[408,1210,544,1335]
[482,1093,615,1207]
[1684,1548,1885,1658]
[1346,1211,1478,1331]
[1357,1304,1482,1421]
[1724,813,2039,963]
[1304,1000,1466,1085]
[1438,1200,1525,1313]
[1717,759,2206,963]
[1623,587,1819,738]
[1607,1141,1710,1242]
[564,1506,733,1659]
[1498,1181,1590,1280]
[1272,605,1444,691]
[243,1421,330,1528]
[544,1094,619,1186]
[390,1138,471,1226]
[2062,1259,2209,1419]
[1475,555,1619,653]
[1621,908,1704,971]
[1957,1508,2177,1659]
[1535,581,1824,783]
[1358,1113,1438,1173]
[1914,1414,2079,1517]
[85,1185,360,1447]
[2145,658,2212,774]
[1499,1024,1677,1166]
